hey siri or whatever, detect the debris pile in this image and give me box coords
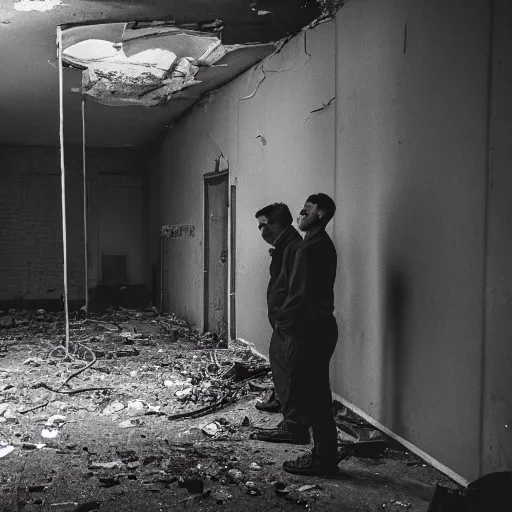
[0,306,270,456]
[0,306,461,511]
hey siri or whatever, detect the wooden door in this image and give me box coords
[204,172,229,340]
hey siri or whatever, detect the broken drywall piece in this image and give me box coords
[103,402,125,416]
[41,415,67,439]
[14,0,66,12]
[63,26,222,107]
[0,445,14,458]
[80,55,201,107]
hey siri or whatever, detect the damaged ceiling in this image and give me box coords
[0,0,329,148]
[62,22,276,108]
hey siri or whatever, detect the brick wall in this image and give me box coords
[0,145,144,303]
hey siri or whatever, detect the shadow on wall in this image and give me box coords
[382,262,409,437]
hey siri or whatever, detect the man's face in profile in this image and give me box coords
[257,215,279,246]
[297,201,323,231]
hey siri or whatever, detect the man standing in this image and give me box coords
[258,193,340,476]
[254,203,306,439]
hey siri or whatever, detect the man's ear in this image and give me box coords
[317,208,326,220]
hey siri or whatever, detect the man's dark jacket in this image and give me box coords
[267,225,302,328]
[275,229,336,335]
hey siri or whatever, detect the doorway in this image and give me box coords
[97,173,145,286]
[203,171,229,341]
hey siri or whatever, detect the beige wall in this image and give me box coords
[152,21,336,332]
[482,0,512,475]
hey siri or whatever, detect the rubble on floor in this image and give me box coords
[0,307,462,511]
[0,306,271,425]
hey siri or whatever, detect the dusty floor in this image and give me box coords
[0,307,461,512]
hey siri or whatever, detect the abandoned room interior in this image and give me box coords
[0,0,511,510]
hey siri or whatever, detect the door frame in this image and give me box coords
[229,184,237,341]
[203,170,230,337]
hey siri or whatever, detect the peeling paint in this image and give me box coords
[14,0,66,12]
[310,96,336,114]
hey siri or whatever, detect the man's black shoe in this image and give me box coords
[282,452,339,477]
[255,400,281,413]
[252,420,286,432]
[254,425,311,445]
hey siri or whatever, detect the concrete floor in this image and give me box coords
[0,308,461,511]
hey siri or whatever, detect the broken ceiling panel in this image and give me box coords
[63,22,276,107]
[121,22,221,60]
[80,58,201,108]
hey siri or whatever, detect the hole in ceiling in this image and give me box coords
[62,21,276,108]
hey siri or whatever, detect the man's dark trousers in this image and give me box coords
[282,315,338,465]
[268,328,288,408]
[268,327,306,429]
[265,225,302,422]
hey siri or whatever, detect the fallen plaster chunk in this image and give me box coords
[88,460,124,470]
[49,502,79,511]
[127,400,145,411]
[14,0,65,12]
[0,445,14,458]
[118,418,144,428]
[202,421,221,437]
[103,401,125,416]
[41,415,67,439]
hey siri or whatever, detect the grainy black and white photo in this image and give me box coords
[0,0,511,510]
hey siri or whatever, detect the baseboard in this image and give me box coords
[236,337,469,487]
[331,392,469,487]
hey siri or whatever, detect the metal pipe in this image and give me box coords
[82,95,89,314]
[160,237,164,312]
[57,26,70,355]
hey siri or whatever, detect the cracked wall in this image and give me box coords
[146,0,512,484]
[150,20,335,330]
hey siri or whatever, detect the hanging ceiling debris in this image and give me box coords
[62,21,277,107]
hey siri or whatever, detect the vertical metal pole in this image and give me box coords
[58,27,70,355]
[160,237,164,312]
[82,96,89,314]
